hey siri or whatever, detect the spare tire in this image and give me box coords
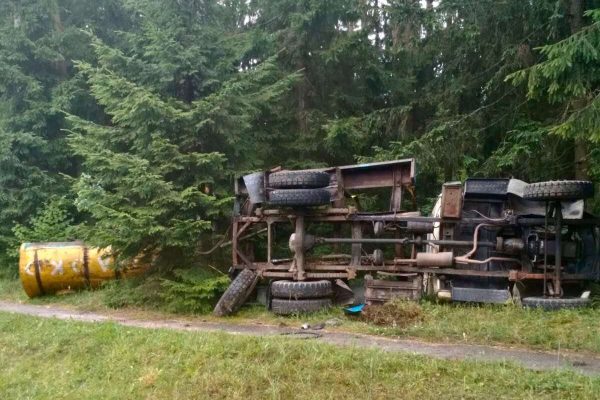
[271,298,332,315]
[521,296,590,311]
[269,189,330,207]
[271,280,333,299]
[269,171,330,189]
[523,180,593,201]
[213,268,258,316]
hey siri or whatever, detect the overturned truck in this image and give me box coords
[214,159,599,315]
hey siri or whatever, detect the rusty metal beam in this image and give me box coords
[508,270,590,281]
[306,272,350,279]
[317,237,495,248]
[260,271,353,279]
[350,222,362,266]
[235,248,253,267]
[392,265,511,278]
[261,208,352,216]
[293,215,306,280]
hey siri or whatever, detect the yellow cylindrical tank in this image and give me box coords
[19,242,147,298]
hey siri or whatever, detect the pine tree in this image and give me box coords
[0,0,130,265]
[508,8,600,184]
[66,0,299,265]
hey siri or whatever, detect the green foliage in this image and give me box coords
[1,0,600,292]
[99,269,229,314]
[160,269,230,314]
[13,196,76,244]
[100,277,164,309]
[507,9,600,142]
[0,0,132,266]
[64,5,299,262]
[483,121,573,181]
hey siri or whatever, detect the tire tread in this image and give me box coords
[523,180,593,201]
[271,298,332,315]
[269,171,330,189]
[521,296,590,310]
[269,189,330,207]
[271,280,333,299]
[213,269,258,316]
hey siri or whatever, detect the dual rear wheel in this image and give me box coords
[270,279,333,315]
[268,171,331,207]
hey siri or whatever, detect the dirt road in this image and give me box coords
[1,300,599,376]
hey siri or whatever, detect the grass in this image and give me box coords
[2,274,600,354]
[0,272,24,301]
[0,312,599,400]
[227,301,600,354]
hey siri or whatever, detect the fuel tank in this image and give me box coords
[19,242,147,298]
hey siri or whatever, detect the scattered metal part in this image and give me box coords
[280,331,322,339]
[325,318,343,326]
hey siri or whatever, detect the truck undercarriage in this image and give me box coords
[215,159,599,315]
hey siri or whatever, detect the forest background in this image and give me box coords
[2,1,599,301]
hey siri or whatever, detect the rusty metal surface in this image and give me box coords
[508,270,589,281]
[441,182,463,219]
[230,160,599,298]
[392,265,511,278]
[365,276,422,304]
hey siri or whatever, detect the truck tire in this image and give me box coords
[523,181,593,201]
[521,296,590,311]
[271,298,332,315]
[213,268,258,316]
[269,189,330,207]
[269,171,330,189]
[271,280,333,299]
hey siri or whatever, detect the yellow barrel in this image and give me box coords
[19,242,147,298]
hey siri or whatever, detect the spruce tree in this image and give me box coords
[0,0,130,264]
[66,0,298,264]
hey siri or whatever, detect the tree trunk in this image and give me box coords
[10,1,21,28]
[566,0,589,179]
[296,74,307,135]
[567,0,583,33]
[48,0,68,77]
[49,0,64,33]
[182,75,194,103]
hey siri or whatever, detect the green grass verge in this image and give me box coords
[0,272,24,302]
[2,275,600,354]
[229,302,600,354]
[0,312,599,400]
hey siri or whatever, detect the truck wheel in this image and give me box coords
[523,181,593,201]
[269,189,330,207]
[521,296,590,311]
[213,268,258,316]
[271,280,333,299]
[271,298,332,315]
[269,171,330,189]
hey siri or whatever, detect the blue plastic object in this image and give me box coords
[344,303,365,314]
